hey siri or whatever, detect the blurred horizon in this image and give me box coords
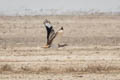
[0,0,120,15]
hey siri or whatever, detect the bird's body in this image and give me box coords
[43,19,64,48]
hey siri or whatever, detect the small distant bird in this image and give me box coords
[43,19,64,48]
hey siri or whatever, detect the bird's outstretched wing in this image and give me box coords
[43,19,56,46]
[43,19,65,48]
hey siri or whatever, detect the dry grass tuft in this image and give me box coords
[64,67,78,73]
[36,66,52,73]
[0,64,13,73]
[20,66,33,73]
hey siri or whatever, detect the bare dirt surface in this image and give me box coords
[0,15,120,80]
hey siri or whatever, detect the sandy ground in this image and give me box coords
[0,15,120,80]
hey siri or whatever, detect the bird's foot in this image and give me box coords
[42,44,50,48]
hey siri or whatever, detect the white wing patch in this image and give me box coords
[58,30,63,33]
[45,23,52,28]
[52,29,64,47]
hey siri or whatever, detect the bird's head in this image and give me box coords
[43,19,52,28]
[61,27,63,30]
[43,19,51,25]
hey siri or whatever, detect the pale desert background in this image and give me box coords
[0,15,120,80]
[1,0,120,79]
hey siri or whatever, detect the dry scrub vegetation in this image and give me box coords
[0,61,120,74]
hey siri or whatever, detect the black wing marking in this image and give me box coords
[48,27,64,45]
[43,19,56,45]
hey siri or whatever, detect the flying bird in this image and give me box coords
[43,19,64,48]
